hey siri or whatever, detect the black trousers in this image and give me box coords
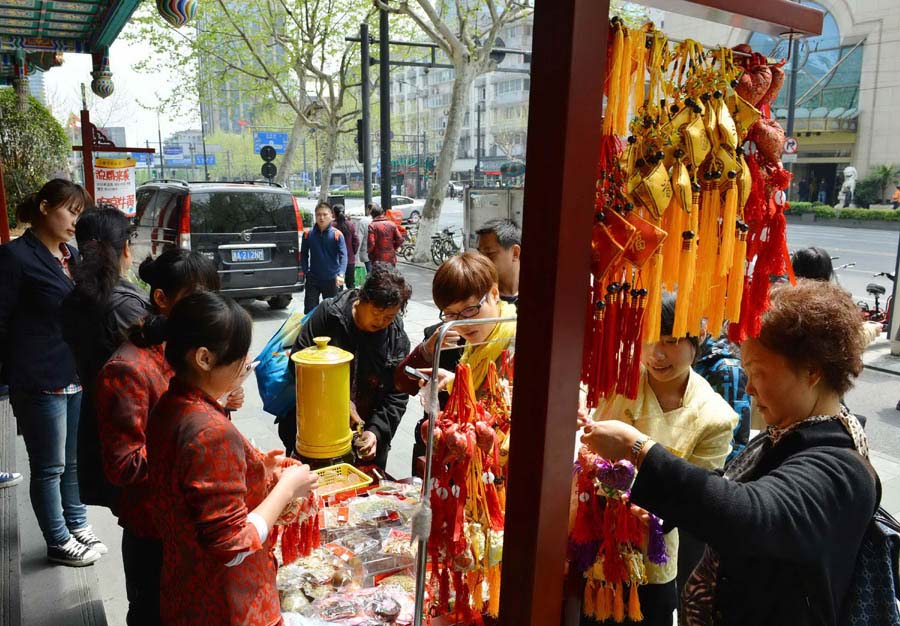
[676,530,706,624]
[122,528,162,626]
[345,266,357,290]
[304,275,338,313]
[581,580,677,626]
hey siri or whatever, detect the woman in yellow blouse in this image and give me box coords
[589,291,738,626]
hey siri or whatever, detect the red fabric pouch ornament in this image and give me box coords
[623,211,667,268]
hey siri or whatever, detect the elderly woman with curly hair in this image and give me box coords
[581,280,878,626]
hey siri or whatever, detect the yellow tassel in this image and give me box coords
[613,583,626,623]
[631,29,647,113]
[596,584,610,621]
[486,564,501,617]
[725,229,748,322]
[690,184,720,330]
[717,185,738,278]
[584,580,596,618]
[707,276,728,338]
[627,584,644,622]
[469,569,484,613]
[616,30,634,136]
[660,202,683,290]
[672,196,699,338]
[604,26,625,136]
[642,251,664,343]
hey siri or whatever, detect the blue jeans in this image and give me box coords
[11,389,87,546]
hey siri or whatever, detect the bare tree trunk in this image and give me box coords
[412,64,476,263]
[275,112,306,186]
[317,122,338,204]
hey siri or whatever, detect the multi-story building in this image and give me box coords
[332,16,534,194]
[28,69,46,106]
[196,12,287,135]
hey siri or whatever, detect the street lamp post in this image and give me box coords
[475,95,484,187]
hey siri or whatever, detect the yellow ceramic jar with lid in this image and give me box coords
[291,336,354,460]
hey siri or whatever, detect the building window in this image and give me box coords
[747,1,862,111]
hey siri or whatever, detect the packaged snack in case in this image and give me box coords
[277,548,359,603]
[346,495,418,527]
[304,586,414,624]
[381,529,416,559]
[332,528,383,556]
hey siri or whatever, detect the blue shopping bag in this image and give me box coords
[254,307,314,418]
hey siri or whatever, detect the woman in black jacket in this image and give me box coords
[0,179,102,567]
[63,207,149,525]
[580,280,877,626]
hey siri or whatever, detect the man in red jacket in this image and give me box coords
[367,205,403,265]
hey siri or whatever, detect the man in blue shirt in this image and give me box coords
[301,202,347,313]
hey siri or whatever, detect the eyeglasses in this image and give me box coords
[128,229,139,242]
[439,293,489,322]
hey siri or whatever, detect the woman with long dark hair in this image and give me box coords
[0,179,101,566]
[63,207,149,530]
[95,249,220,625]
[147,291,317,625]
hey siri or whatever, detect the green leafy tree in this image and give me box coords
[0,90,69,227]
[127,0,368,197]
[870,163,899,204]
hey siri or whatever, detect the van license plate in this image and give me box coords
[232,249,264,262]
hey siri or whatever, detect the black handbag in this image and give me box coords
[839,463,900,626]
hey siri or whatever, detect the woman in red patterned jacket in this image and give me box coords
[95,249,221,625]
[147,291,317,626]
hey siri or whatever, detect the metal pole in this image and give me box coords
[415,93,421,198]
[303,136,308,187]
[0,157,10,244]
[200,104,210,181]
[784,35,800,186]
[379,8,391,209]
[157,110,166,178]
[361,22,373,207]
[476,95,483,187]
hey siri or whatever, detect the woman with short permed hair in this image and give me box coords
[580,279,877,626]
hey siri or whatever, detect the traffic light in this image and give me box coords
[425,156,435,173]
[356,119,364,163]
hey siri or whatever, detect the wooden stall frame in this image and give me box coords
[498,1,823,625]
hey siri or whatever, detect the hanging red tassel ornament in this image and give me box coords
[428,363,508,619]
[569,446,661,622]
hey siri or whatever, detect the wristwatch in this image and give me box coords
[630,435,651,467]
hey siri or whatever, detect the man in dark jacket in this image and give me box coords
[332,205,360,289]
[367,205,403,265]
[301,202,347,313]
[476,218,521,305]
[284,265,412,469]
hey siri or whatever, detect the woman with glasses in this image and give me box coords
[396,252,517,475]
[281,265,412,469]
[62,208,150,540]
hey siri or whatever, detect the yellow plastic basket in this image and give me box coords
[314,463,373,498]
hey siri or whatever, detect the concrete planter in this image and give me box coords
[786,213,900,231]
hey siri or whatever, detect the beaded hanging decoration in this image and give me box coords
[581,20,792,410]
[425,362,510,621]
[569,446,667,622]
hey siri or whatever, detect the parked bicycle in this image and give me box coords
[857,271,895,332]
[399,224,418,262]
[431,226,461,265]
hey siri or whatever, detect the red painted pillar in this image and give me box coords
[498,0,610,625]
[80,109,95,198]
[0,157,10,243]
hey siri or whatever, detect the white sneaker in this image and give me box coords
[47,537,101,567]
[70,526,108,555]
